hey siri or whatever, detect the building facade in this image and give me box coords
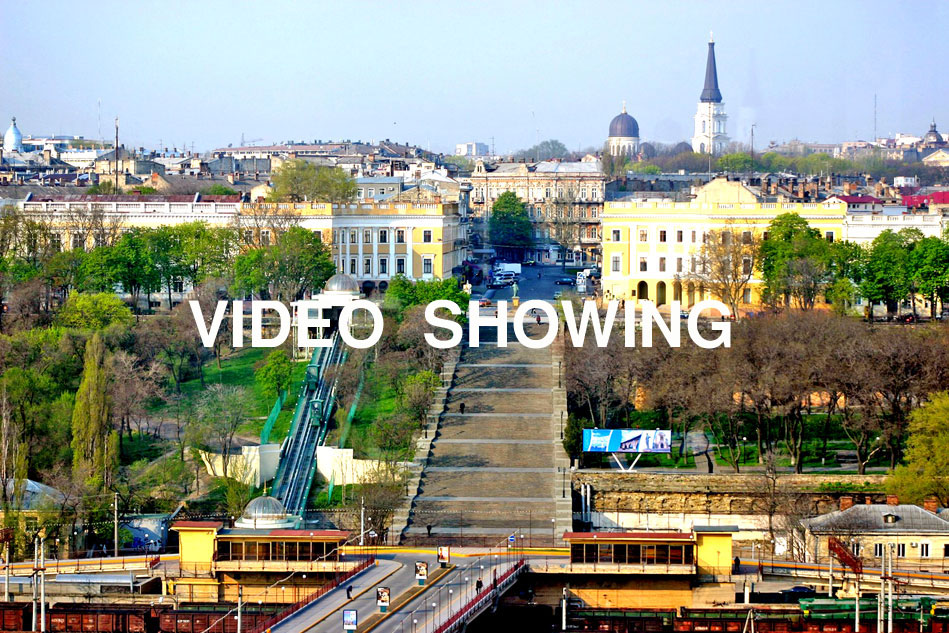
[600,178,847,309]
[465,159,606,264]
[691,39,729,155]
[455,141,489,157]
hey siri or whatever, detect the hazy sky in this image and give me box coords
[2,1,946,155]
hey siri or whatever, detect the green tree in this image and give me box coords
[488,192,532,256]
[268,159,357,203]
[888,392,949,505]
[108,229,157,311]
[860,230,912,316]
[910,236,949,318]
[232,226,335,302]
[256,350,293,400]
[716,152,753,172]
[84,181,119,195]
[71,333,117,489]
[514,139,568,161]
[402,371,441,426]
[759,213,829,309]
[383,275,469,317]
[202,184,239,196]
[563,416,593,462]
[56,292,134,330]
[145,226,187,309]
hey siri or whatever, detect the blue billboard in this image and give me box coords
[582,429,672,453]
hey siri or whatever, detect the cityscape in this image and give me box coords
[2,2,949,632]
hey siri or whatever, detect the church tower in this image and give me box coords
[691,36,729,155]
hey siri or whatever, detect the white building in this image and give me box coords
[454,142,489,157]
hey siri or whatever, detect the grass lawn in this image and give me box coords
[153,347,309,444]
[344,368,400,460]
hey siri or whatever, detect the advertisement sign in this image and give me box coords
[343,610,357,631]
[582,429,671,453]
[437,546,450,564]
[376,587,390,607]
[415,561,429,580]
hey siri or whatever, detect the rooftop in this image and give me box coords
[803,504,949,534]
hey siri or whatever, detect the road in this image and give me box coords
[478,264,592,305]
[276,551,524,633]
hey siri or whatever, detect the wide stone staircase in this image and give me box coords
[397,319,572,545]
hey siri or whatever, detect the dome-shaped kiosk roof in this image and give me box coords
[608,104,639,139]
[235,495,297,529]
[323,273,360,294]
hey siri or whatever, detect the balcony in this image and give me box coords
[531,561,696,575]
[213,559,359,574]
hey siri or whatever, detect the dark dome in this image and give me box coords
[609,111,639,139]
[924,120,943,144]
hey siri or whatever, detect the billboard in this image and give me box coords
[582,429,671,453]
[376,587,390,607]
[415,561,429,580]
[437,546,450,563]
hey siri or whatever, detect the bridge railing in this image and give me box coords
[434,559,525,633]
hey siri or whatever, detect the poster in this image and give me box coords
[343,610,357,631]
[376,586,390,607]
[437,546,450,563]
[415,561,429,580]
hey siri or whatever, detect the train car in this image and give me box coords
[46,604,152,633]
[566,607,677,633]
[158,609,275,633]
[677,606,801,633]
[0,602,30,632]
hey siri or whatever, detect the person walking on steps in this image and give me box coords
[459,402,466,415]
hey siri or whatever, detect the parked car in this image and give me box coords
[554,277,575,285]
[553,290,564,300]
[487,280,507,289]
[478,298,492,307]
[522,259,536,266]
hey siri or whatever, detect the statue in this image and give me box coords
[511,282,519,298]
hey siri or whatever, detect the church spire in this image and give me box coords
[700,38,723,103]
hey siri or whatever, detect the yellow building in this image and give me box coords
[17,197,467,297]
[170,502,357,604]
[600,178,847,310]
[557,527,736,609]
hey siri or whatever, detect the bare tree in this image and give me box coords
[546,186,584,268]
[691,225,760,317]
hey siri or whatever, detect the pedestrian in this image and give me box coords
[346,585,353,599]
[426,524,433,538]
[494,309,497,317]
[536,314,541,325]
[475,577,484,593]
[733,556,741,573]
[459,402,466,415]
[537,272,541,279]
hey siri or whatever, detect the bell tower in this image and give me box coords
[691,35,729,155]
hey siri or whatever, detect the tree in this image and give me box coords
[488,192,532,257]
[547,186,584,269]
[401,370,441,427]
[56,292,134,330]
[860,230,912,317]
[71,333,116,490]
[144,226,187,310]
[514,139,569,161]
[256,350,293,400]
[107,229,157,312]
[759,213,830,309]
[888,392,949,505]
[384,275,469,317]
[232,227,334,303]
[197,384,251,477]
[691,225,760,317]
[202,184,239,196]
[268,159,357,203]
[910,236,949,318]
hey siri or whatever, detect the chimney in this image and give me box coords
[924,496,940,514]
[886,494,899,506]
[227,173,236,184]
[839,496,854,511]
[43,149,52,163]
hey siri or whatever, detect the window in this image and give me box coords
[380,258,388,275]
[423,258,433,275]
[611,229,621,241]
[350,230,357,244]
[396,229,406,243]
[743,288,752,304]
[826,231,835,243]
[676,230,683,243]
[742,257,752,275]
[611,255,621,273]
[763,231,770,241]
[364,257,372,275]
[364,229,372,244]
[261,230,270,246]
[691,230,697,243]
[874,543,885,558]
[50,234,62,252]
[851,542,861,556]
[423,230,432,243]
[897,543,906,558]
[396,257,405,274]
[676,258,683,273]
[368,188,375,198]
[173,280,184,293]
[943,544,949,558]
[742,231,752,244]
[921,543,930,558]
[379,229,388,243]
[659,230,667,243]
[243,229,253,244]
[349,258,356,275]
[357,188,364,198]
[659,257,666,272]
[690,257,696,273]
[639,257,647,272]
[639,229,648,242]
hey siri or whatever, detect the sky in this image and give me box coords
[2,0,947,155]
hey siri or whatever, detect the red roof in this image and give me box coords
[563,531,692,541]
[172,521,223,530]
[903,191,949,207]
[834,195,881,204]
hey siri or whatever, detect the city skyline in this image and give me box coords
[1,0,947,155]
